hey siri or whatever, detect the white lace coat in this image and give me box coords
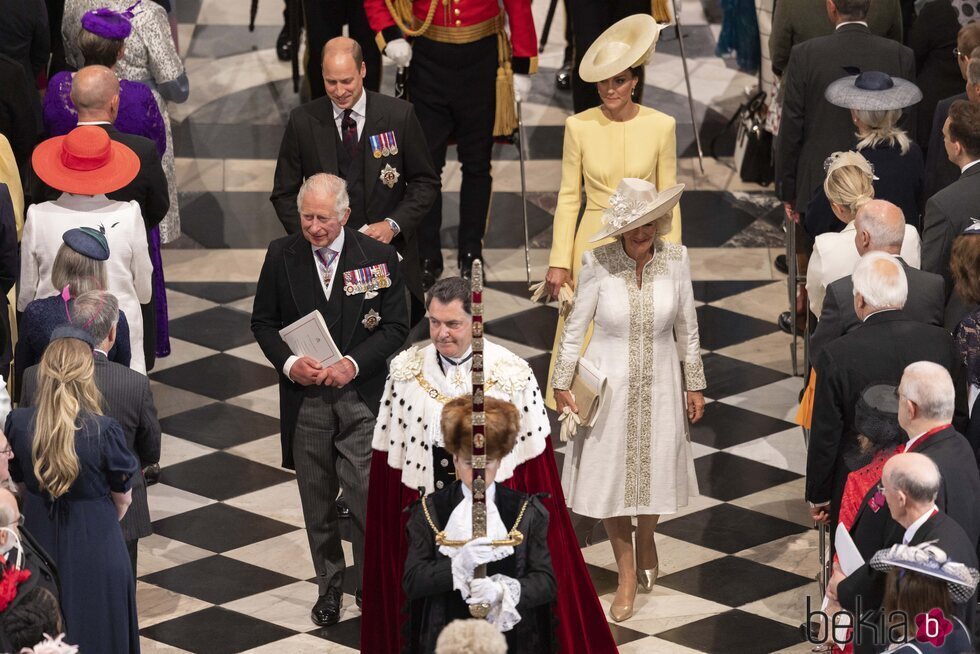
[552,241,705,518]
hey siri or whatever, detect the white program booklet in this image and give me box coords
[835,522,865,576]
[278,311,343,367]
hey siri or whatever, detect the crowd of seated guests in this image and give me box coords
[0,1,177,649]
[768,2,980,650]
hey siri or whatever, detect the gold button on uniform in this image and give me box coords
[455,19,462,26]
[454,7,460,15]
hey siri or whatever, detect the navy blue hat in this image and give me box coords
[62,226,110,261]
[50,325,96,348]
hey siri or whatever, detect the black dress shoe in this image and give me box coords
[311,587,343,626]
[336,495,350,519]
[355,589,362,609]
[421,258,443,292]
[143,463,161,486]
[459,252,479,279]
[774,254,789,275]
[778,310,806,334]
[555,62,572,90]
[276,25,292,62]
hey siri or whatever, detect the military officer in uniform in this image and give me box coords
[364,0,538,284]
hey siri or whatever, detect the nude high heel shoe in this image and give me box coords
[637,564,659,592]
[609,582,637,622]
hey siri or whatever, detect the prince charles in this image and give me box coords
[251,173,409,626]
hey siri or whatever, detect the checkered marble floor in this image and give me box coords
[137,1,820,652]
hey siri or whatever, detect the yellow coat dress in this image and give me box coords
[546,105,682,407]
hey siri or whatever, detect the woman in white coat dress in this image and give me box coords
[20,126,152,373]
[552,178,707,623]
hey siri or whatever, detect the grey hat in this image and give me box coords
[50,325,96,348]
[825,70,922,111]
[871,542,980,604]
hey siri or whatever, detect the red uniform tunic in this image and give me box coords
[364,0,539,74]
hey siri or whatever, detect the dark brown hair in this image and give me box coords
[426,277,471,314]
[78,29,124,67]
[948,100,980,158]
[441,396,520,461]
[951,234,980,305]
[882,568,953,640]
[832,0,870,20]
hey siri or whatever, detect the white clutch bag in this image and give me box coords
[569,357,608,428]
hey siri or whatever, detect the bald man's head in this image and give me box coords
[321,36,363,69]
[885,453,941,504]
[70,66,120,120]
[854,199,906,255]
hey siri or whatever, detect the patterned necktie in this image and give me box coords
[316,247,338,287]
[341,109,358,158]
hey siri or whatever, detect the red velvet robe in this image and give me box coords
[360,439,617,653]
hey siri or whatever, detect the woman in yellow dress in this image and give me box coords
[544,14,682,407]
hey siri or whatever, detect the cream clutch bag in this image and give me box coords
[569,357,607,428]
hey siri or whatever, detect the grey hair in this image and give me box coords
[852,251,908,309]
[51,243,108,297]
[855,108,911,155]
[969,49,980,86]
[296,173,350,218]
[69,290,120,345]
[901,361,956,422]
[426,277,472,315]
[855,201,907,250]
[888,453,941,504]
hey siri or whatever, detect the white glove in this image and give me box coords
[385,38,413,68]
[466,577,503,606]
[513,73,532,103]
[451,536,496,580]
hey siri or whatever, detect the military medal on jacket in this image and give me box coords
[343,263,392,296]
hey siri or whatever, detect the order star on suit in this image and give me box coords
[271,90,438,324]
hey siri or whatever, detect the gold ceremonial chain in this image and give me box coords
[420,494,528,548]
[413,373,497,404]
[384,0,439,37]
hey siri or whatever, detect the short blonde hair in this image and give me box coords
[855,108,911,155]
[824,153,875,217]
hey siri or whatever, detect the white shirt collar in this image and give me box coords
[309,226,345,256]
[332,91,367,121]
[94,348,108,357]
[861,307,900,322]
[903,505,937,544]
[76,120,111,126]
[836,20,869,28]
[961,159,980,174]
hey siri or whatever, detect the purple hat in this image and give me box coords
[80,1,141,40]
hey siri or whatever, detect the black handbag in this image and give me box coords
[711,90,774,186]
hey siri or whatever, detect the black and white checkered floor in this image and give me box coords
[138,1,818,651]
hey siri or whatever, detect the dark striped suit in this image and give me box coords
[22,351,160,570]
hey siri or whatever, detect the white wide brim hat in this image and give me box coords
[590,178,685,243]
[579,14,666,83]
[825,70,922,111]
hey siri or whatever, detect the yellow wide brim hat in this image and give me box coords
[579,14,666,83]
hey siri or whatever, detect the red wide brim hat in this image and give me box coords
[31,125,140,195]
